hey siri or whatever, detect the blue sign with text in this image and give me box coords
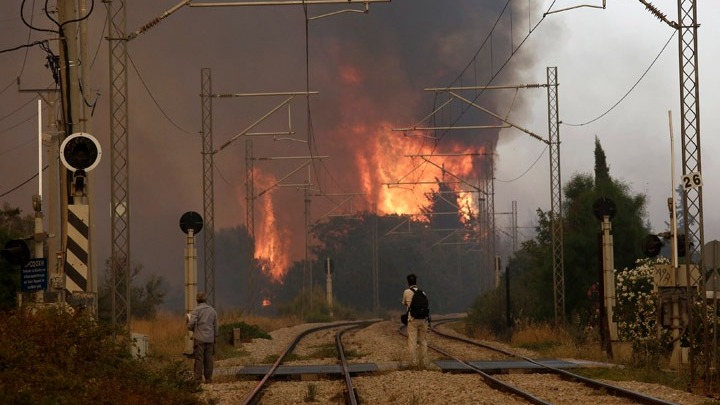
[21,258,47,292]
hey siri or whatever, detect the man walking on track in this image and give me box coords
[402,273,430,368]
[187,291,219,383]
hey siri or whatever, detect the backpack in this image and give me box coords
[408,287,429,319]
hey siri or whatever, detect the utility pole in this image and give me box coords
[58,0,96,313]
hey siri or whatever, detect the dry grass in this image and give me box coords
[220,310,302,333]
[131,311,304,359]
[131,312,187,358]
[510,320,608,362]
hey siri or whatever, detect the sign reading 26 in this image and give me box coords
[682,171,703,190]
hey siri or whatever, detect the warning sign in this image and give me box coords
[21,258,47,292]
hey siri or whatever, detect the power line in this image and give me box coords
[0,96,37,124]
[16,0,38,90]
[0,39,49,54]
[0,137,35,158]
[127,51,196,136]
[0,107,42,138]
[0,165,48,199]
[433,0,559,143]
[562,30,676,127]
[395,0,559,191]
[496,145,547,183]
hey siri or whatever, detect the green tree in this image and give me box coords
[594,136,610,186]
[477,139,650,326]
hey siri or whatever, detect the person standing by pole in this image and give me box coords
[402,274,429,368]
[187,291,218,383]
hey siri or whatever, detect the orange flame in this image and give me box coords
[243,116,489,285]
[253,169,291,282]
[352,122,485,216]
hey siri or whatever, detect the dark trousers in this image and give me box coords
[193,341,214,382]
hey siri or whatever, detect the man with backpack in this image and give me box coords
[402,273,429,368]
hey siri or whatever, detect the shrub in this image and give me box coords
[0,307,208,405]
[614,257,672,364]
[465,289,508,337]
[219,321,271,344]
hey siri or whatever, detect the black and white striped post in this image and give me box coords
[60,133,101,300]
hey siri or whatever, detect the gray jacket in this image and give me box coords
[187,303,218,343]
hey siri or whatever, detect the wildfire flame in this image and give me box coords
[246,124,488,284]
[353,122,485,216]
[253,169,291,282]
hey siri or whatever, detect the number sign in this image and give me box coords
[682,172,703,190]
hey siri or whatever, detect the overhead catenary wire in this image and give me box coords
[0,105,46,138]
[301,0,350,199]
[0,165,48,199]
[562,30,676,127]
[127,51,196,136]
[393,0,559,198]
[435,0,558,143]
[0,0,40,95]
[0,96,38,125]
[495,145,547,183]
[0,39,50,55]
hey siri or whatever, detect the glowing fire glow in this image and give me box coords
[241,121,488,286]
[253,170,291,282]
[262,298,271,307]
[353,122,485,216]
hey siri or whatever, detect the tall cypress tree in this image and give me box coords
[594,136,611,189]
[494,138,650,323]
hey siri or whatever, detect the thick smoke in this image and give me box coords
[0,0,539,309]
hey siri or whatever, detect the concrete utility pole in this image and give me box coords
[57,0,96,312]
[17,88,61,301]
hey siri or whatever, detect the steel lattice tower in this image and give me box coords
[107,0,130,329]
[245,139,258,312]
[676,0,708,390]
[546,67,564,324]
[201,68,216,306]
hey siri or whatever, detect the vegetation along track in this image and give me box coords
[426,318,678,405]
[242,319,379,405]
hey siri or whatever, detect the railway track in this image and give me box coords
[425,318,678,405]
[241,320,378,405]
[203,317,706,404]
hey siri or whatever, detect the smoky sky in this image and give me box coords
[0,0,542,310]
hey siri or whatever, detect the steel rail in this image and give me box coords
[336,322,375,405]
[398,324,552,405]
[241,320,373,405]
[430,319,678,405]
